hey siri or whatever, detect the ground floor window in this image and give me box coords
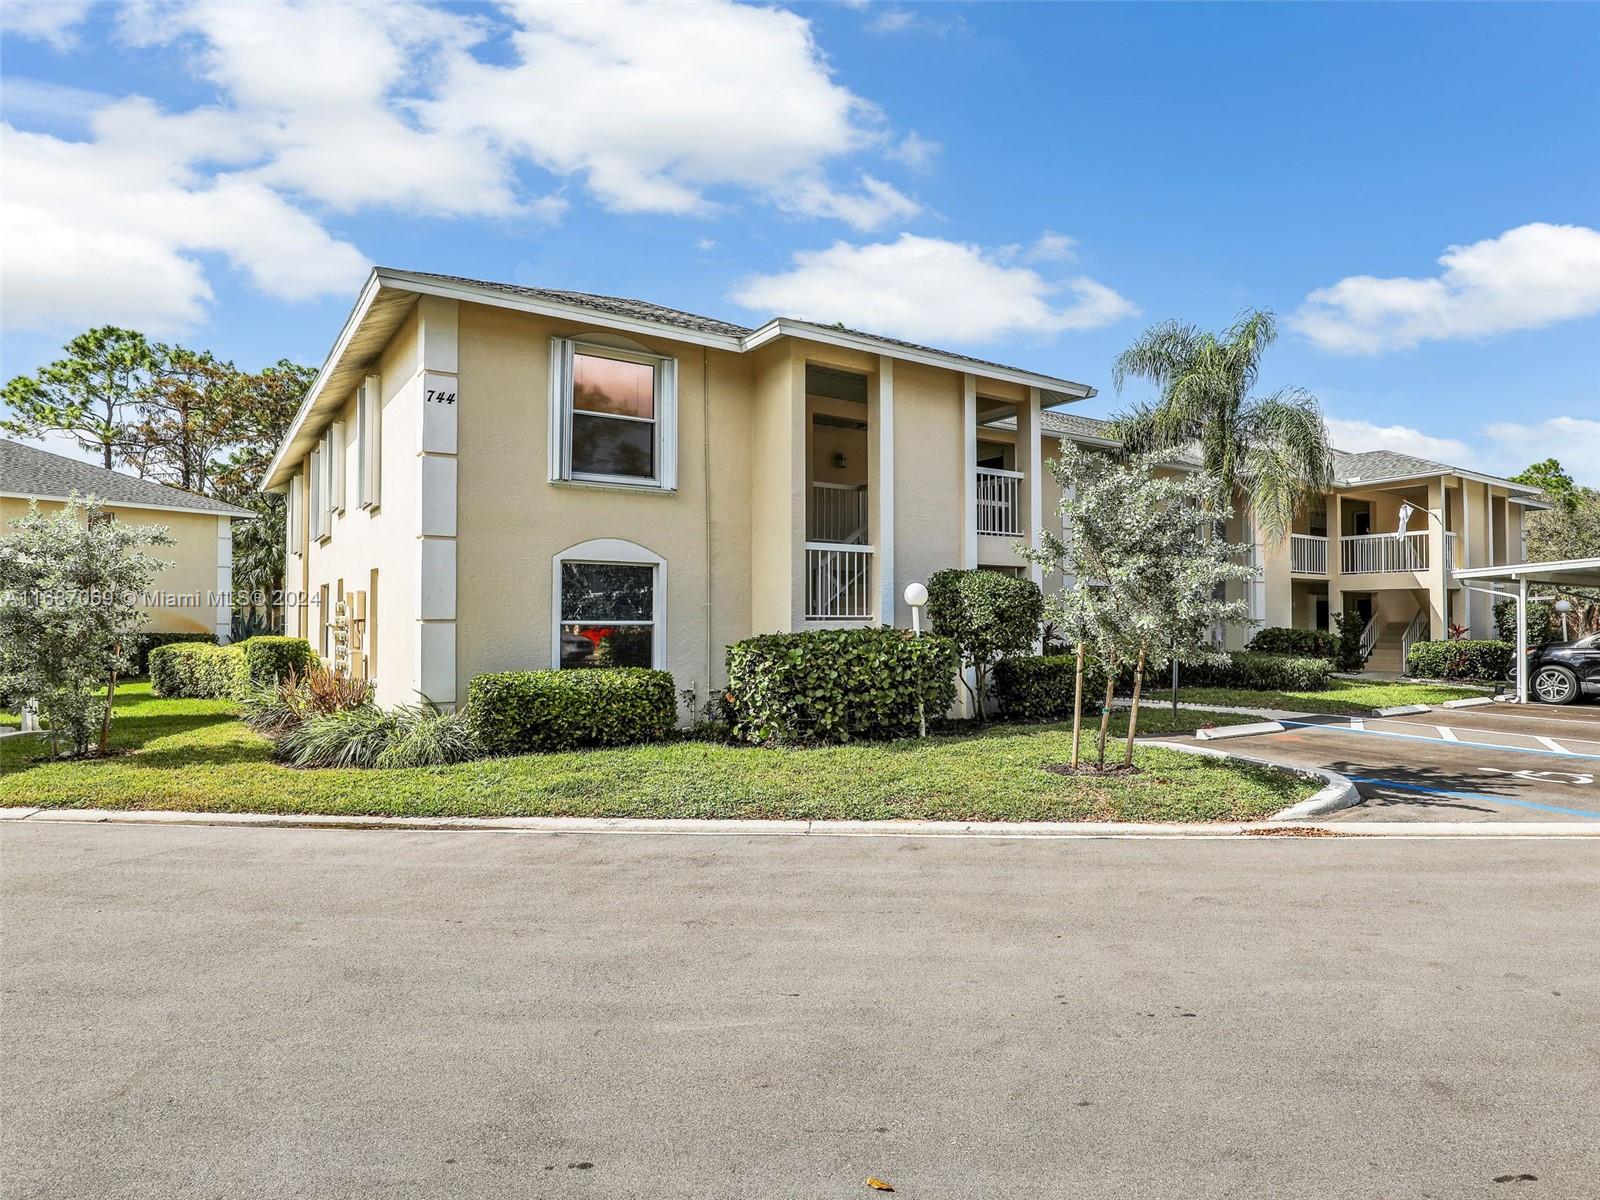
[553,540,665,669]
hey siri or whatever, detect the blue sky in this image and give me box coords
[3,1,1597,481]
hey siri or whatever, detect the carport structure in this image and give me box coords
[1452,557,1600,702]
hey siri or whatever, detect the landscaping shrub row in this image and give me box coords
[1405,639,1513,681]
[467,668,679,754]
[1178,651,1331,691]
[1246,625,1337,661]
[724,626,958,744]
[149,636,314,700]
[127,631,217,676]
[994,654,1111,722]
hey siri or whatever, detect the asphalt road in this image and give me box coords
[4,823,1598,1199]
[1213,704,1600,822]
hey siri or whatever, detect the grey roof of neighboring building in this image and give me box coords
[0,439,254,517]
[1038,412,1542,494]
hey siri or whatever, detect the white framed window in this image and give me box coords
[551,539,666,670]
[308,446,325,541]
[357,373,381,509]
[329,420,346,514]
[549,339,677,490]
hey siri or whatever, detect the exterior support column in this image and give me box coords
[869,356,895,624]
[961,374,978,570]
[1427,475,1448,639]
[414,295,459,707]
[1326,494,1343,634]
[1019,386,1043,588]
[1516,575,1529,703]
[215,516,233,642]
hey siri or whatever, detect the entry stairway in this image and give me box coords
[1364,622,1409,675]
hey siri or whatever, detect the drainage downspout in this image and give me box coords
[703,348,715,705]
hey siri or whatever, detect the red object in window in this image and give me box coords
[579,626,613,647]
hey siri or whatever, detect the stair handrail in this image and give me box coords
[1359,612,1380,664]
[1400,608,1430,673]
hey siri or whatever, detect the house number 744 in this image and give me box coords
[426,386,457,405]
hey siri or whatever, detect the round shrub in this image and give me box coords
[235,636,314,687]
[993,654,1111,722]
[724,626,958,744]
[925,569,1043,715]
[1246,626,1337,661]
[148,641,249,699]
[1406,639,1513,681]
[467,668,677,754]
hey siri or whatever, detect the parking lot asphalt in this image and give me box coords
[1212,703,1600,822]
[3,821,1598,1199]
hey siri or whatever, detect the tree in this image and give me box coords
[2,327,156,469]
[1022,443,1255,769]
[1512,459,1578,513]
[122,344,240,493]
[925,569,1044,720]
[0,497,173,757]
[1109,310,1333,542]
[213,359,317,625]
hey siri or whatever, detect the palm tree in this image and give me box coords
[1109,310,1332,542]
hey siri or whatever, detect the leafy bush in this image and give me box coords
[1330,611,1368,672]
[993,653,1111,722]
[1247,626,1337,661]
[1178,651,1331,691]
[374,704,480,768]
[925,569,1043,716]
[467,668,678,754]
[724,627,957,744]
[148,641,248,699]
[1406,639,1513,681]
[1494,598,1556,647]
[276,705,398,768]
[236,636,313,687]
[127,632,217,676]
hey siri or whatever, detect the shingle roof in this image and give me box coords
[397,271,756,338]
[1038,413,1539,492]
[0,439,254,517]
[390,269,1093,396]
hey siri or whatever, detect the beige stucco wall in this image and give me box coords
[1,495,227,637]
[292,304,422,704]
[890,361,964,626]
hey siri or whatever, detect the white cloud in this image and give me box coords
[869,9,917,33]
[885,131,940,172]
[732,233,1139,343]
[1292,223,1600,353]
[1324,417,1475,465]
[1481,417,1600,487]
[2,0,94,49]
[1,0,930,333]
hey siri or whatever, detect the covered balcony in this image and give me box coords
[805,365,876,620]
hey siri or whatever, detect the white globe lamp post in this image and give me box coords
[1555,598,1573,641]
[904,582,929,636]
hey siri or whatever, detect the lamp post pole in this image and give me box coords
[905,582,930,738]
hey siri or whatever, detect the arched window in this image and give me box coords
[552,539,667,670]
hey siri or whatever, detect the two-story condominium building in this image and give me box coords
[264,268,1546,708]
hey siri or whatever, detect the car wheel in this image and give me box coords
[1533,665,1579,705]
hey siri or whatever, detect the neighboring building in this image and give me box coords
[263,267,1546,709]
[1,439,252,641]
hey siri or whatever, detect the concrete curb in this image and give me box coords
[3,805,1595,838]
[1143,740,1361,821]
[1443,697,1494,709]
[1194,720,1285,741]
[1373,703,1433,717]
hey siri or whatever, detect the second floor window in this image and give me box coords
[550,339,677,490]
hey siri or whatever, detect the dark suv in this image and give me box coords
[1527,635,1600,705]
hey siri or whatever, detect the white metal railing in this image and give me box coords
[975,467,1024,536]
[1341,531,1428,574]
[809,482,868,545]
[1400,607,1430,670]
[1445,531,1458,577]
[1360,613,1380,662]
[1290,533,1328,574]
[805,542,874,620]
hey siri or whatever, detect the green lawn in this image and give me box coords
[1177,677,1488,716]
[0,682,1311,823]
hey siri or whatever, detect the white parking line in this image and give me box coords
[1537,736,1571,754]
[1436,725,1458,742]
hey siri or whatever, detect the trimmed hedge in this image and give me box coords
[994,654,1111,722]
[149,636,314,700]
[1247,626,1337,661]
[1178,651,1331,692]
[127,631,218,676]
[1406,639,1513,681]
[468,668,678,754]
[725,627,958,744]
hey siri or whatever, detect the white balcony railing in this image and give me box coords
[1445,531,1458,577]
[1341,531,1428,575]
[806,542,874,620]
[976,467,1024,536]
[1290,533,1328,574]
[809,482,868,544]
